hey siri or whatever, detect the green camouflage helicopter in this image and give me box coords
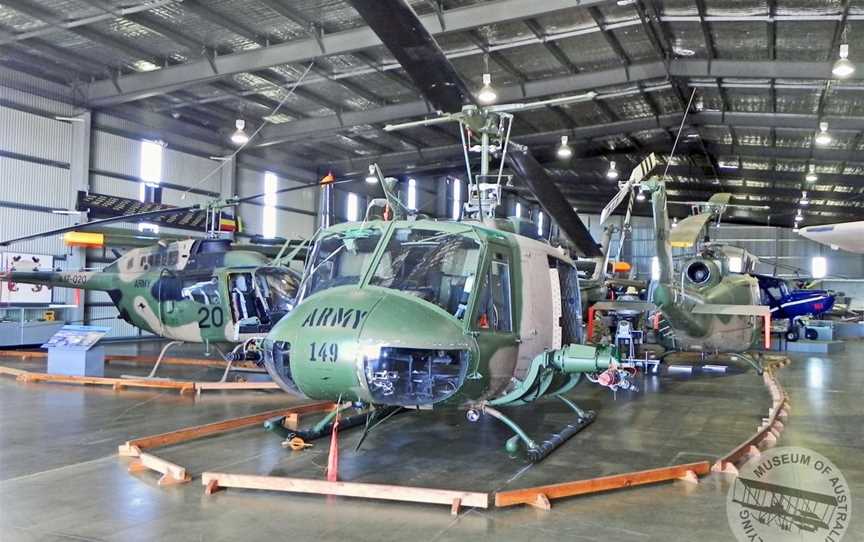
[600,167,771,368]
[258,0,631,462]
[0,181,355,376]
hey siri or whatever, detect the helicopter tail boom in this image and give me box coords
[3,270,116,292]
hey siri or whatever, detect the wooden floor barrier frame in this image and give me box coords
[0,349,258,370]
[111,356,791,512]
[0,352,279,394]
[201,473,490,514]
[495,461,711,510]
[711,355,791,475]
[118,402,336,485]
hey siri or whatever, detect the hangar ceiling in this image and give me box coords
[2,0,864,227]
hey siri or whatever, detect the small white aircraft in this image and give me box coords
[798,221,864,253]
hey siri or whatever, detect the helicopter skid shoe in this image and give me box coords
[478,404,596,463]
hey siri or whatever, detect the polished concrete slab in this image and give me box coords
[0,339,862,541]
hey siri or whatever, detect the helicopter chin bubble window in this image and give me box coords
[262,339,300,393]
[363,347,468,405]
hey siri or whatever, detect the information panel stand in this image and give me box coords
[43,325,110,377]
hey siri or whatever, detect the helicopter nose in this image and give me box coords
[262,286,474,406]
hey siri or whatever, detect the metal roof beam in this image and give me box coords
[181,0,266,47]
[523,19,578,73]
[84,0,617,106]
[253,62,668,147]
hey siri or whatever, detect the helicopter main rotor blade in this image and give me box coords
[0,205,202,247]
[232,178,358,206]
[346,0,475,114]
[506,142,602,258]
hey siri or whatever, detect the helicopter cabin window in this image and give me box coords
[475,258,513,332]
[302,228,383,300]
[370,228,481,317]
[181,277,221,305]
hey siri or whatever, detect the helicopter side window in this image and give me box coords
[474,258,513,332]
[370,228,481,317]
[181,277,221,305]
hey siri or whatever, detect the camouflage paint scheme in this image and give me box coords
[643,178,763,353]
[7,239,300,344]
[263,219,615,409]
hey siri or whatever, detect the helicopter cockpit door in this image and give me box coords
[472,248,519,396]
[228,273,269,335]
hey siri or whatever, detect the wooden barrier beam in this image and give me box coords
[494,461,711,509]
[15,371,192,391]
[195,381,280,392]
[715,357,790,470]
[200,472,490,509]
[0,350,258,369]
[119,402,335,452]
[129,451,192,486]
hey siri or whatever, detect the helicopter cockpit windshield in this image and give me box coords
[254,267,301,323]
[300,227,383,300]
[370,228,481,318]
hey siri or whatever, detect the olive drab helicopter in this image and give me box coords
[600,165,772,371]
[0,180,357,379]
[258,0,634,462]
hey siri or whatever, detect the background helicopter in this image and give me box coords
[258,0,633,463]
[602,172,771,370]
[0,180,355,375]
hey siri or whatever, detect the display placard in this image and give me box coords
[42,325,110,350]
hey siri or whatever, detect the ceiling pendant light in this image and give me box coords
[606,160,619,181]
[636,190,646,201]
[805,164,818,182]
[800,190,810,205]
[671,217,678,228]
[815,121,832,146]
[365,164,378,184]
[477,72,497,105]
[230,119,250,146]
[795,209,804,223]
[833,43,855,78]
[556,135,573,159]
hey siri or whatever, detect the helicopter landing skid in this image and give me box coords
[475,397,596,463]
[121,340,183,380]
[731,352,764,375]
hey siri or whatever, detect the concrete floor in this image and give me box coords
[0,340,862,541]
